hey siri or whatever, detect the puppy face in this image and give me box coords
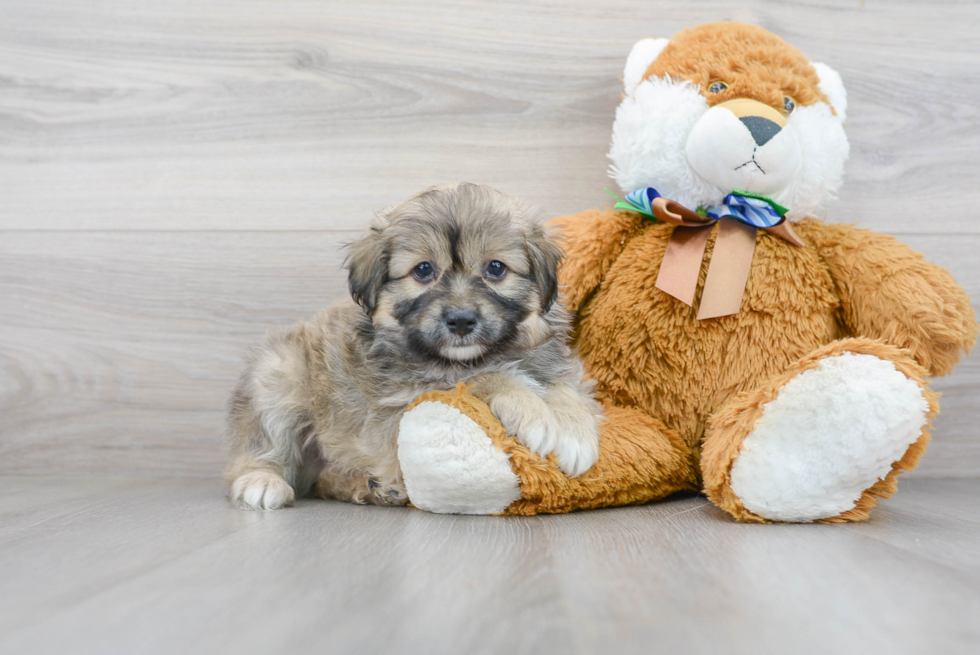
[347,183,561,364]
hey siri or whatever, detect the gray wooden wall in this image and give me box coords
[1,0,977,478]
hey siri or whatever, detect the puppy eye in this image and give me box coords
[412,262,436,282]
[708,81,728,94]
[484,260,507,280]
[783,96,797,114]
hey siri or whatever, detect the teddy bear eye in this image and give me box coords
[783,96,797,114]
[708,81,728,94]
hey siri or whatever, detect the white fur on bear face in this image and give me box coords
[609,49,850,217]
[778,102,849,219]
[686,105,803,198]
[609,77,722,212]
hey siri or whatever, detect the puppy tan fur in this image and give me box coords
[225,183,603,509]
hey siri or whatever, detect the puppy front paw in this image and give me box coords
[544,384,603,477]
[550,417,600,477]
[482,380,601,478]
[489,393,559,461]
[490,391,602,477]
[231,470,296,510]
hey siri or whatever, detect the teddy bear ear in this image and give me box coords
[811,62,847,122]
[623,38,670,95]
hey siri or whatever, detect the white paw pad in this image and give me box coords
[730,353,928,523]
[398,401,522,514]
[231,470,295,510]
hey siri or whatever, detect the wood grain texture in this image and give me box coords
[2,0,980,233]
[1,476,979,655]
[0,232,351,475]
[0,0,978,476]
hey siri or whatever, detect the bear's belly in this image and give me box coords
[574,223,841,449]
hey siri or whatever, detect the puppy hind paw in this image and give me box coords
[231,470,296,510]
[367,477,409,507]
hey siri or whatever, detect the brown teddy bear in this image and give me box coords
[394,22,978,522]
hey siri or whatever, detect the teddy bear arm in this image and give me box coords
[549,208,646,312]
[802,220,978,377]
[398,388,701,515]
[503,403,702,515]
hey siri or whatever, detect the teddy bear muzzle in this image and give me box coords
[685,97,802,197]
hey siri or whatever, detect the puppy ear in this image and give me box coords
[524,224,563,312]
[346,226,388,314]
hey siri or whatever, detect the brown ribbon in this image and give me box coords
[650,197,805,320]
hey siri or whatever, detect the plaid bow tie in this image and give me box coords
[610,187,803,320]
[616,187,788,229]
[703,191,789,228]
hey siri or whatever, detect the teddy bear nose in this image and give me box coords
[740,115,782,147]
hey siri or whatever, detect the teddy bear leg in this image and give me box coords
[701,338,939,523]
[503,403,700,515]
[398,393,523,515]
[398,388,701,515]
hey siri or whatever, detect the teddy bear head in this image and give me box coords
[609,22,849,219]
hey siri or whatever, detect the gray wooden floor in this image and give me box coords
[1,476,978,655]
[2,2,979,653]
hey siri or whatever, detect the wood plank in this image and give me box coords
[1,0,979,233]
[1,231,977,476]
[0,231,353,476]
[0,476,148,534]
[0,477,978,655]
[844,478,980,579]
[0,478,255,637]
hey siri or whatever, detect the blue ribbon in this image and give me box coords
[704,192,787,228]
[610,187,788,229]
[621,186,663,217]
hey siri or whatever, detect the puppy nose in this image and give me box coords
[445,309,479,337]
[740,115,782,146]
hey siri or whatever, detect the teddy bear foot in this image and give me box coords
[703,339,939,523]
[398,396,522,514]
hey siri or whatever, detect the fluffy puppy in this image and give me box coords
[225,182,603,509]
